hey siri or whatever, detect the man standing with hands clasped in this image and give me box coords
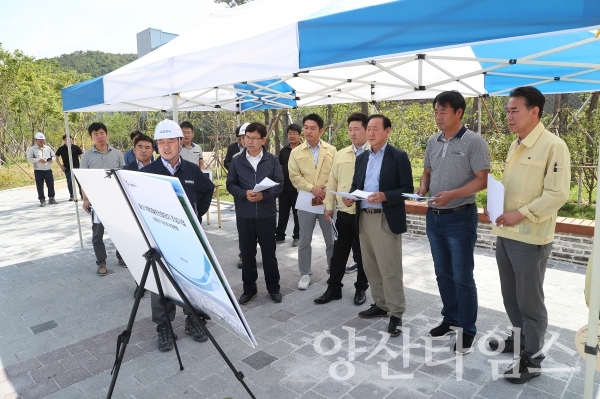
[348,114,413,338]
[416,91,490,355]
[227,122,284,305]
[484,86,570,383]
[288,114,337,290]
[315,112,370,306]
[27,132,58,207]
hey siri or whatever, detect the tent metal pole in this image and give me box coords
[478,97,482,134]
[583,152,600,399]
[64,112,84,250]
[172,95,179,123]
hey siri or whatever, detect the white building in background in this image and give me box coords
[136,28,178,58]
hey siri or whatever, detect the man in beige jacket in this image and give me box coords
[288,113,337,290]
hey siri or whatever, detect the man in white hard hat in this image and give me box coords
[141,119,215,353]
[26,132,58,207]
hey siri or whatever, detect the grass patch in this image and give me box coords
[0,162,64,190]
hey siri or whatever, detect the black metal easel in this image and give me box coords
[104,170,256,399]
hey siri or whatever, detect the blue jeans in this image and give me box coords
[426,204,478,336]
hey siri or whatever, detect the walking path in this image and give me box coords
[0,182,597,398]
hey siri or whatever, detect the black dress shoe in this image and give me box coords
[314,289,342,304]
[504,354,541,384]
[358,303,388,319]
[353,289,366,306]
[388,316,402,337]
[239,292,258,305]
[268,292,283,303]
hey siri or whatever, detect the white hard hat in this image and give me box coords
[34,132,45,140]
[238,123,250,136]
[154,119,183,139]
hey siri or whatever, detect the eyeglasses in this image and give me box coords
[245,136,263,142]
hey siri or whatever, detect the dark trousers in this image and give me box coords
[426,205,478,336]
[65,169,82,198]
[34,170,55,201]
[327,211,369,291]
[91,222,122,264]
[237,216,280,295]
[496,237,551,366]
[276,191,299,240]
[151,292,192,326]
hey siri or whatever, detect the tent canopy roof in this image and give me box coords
[62,0,600,113]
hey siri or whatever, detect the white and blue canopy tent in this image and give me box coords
[62,1,600,395]
[62,0,600,113]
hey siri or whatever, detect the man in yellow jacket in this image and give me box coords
[485,86,571,383]
[288,114,337,290]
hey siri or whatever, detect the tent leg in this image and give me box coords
[172,95,179,124]
[64,112,84,250]
[583,154,600,399]
[478,97,482,134]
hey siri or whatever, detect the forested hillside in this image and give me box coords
[49,50,136,77]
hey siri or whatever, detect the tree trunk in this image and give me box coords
[361,102,369,115]
[472,97,479,133]
[271,109,281,155]
[327,104,333,143]
[282,109,290,147]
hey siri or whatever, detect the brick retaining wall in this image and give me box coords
[405,203,593,266]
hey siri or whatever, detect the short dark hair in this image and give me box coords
[347,112,369,129]
[287,123,302,134]
[133,134,154,147]
[509,86,545,119]
[88,122,108,135]
[180,121,193,130]
[62,134,67,140]
[433,91,466,119]
[244,122,267,139]
[303,113,324,129]
[129,130,143,140]
[368,114,392,130]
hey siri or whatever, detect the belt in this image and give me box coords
[430,202,473,215]
[362,208,382,214]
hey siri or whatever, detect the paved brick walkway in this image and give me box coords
[0,182,598,398]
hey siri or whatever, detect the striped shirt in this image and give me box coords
[424,126,490,209]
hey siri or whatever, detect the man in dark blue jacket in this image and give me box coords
[123,133,155,298]
[141,120,215,352]
[226,122,284,305]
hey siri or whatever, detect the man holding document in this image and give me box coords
[226,122,284,305]
[288,114,337,290]
[416,91,490,355]
[348,114,413,338]
[484,87,570,383]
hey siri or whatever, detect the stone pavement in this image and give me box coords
[0,182,598,398]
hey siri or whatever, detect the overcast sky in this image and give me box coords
[1,0,226,58]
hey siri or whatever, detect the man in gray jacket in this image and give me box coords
[226,122,284,305]
[27,132,58,207]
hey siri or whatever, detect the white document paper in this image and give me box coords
[330,217,339,241]
[487,174,505,225]
[402,193,438,202]
[330,191,361,201]
[252,177,279,192]
[350,190,373,199]
[295,190,326,214]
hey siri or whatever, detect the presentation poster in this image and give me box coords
[75,168,256,347]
